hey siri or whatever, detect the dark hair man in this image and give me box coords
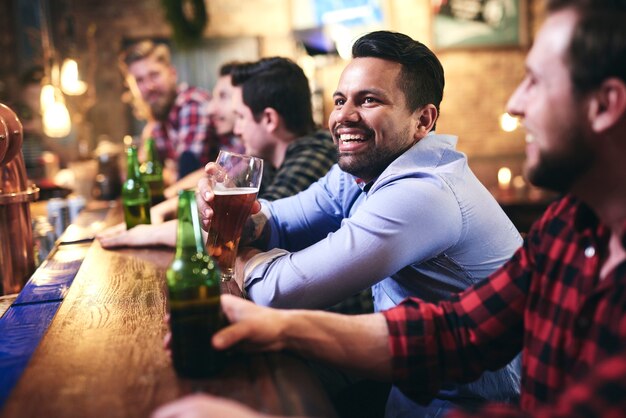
[230,57,336,201]
[198,31,523,416]
[157,1,626,417]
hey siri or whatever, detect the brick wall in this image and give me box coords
[39,0,544,188]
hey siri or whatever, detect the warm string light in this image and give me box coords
[40,81,72,138]
[60,58,88,95]
[42,97,72,138]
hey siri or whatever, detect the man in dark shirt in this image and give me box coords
[152,0,626,417]
[229,57,336,201]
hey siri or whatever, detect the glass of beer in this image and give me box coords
[206,150,263,282]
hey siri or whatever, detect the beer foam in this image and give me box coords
[213,186,258,195]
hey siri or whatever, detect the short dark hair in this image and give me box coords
[351,31,445,122]
[218,61,243,77]
[231,57,315,136]
[547,0,626,96]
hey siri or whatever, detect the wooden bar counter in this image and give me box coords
[0,202,336,418]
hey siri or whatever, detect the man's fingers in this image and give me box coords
[96,222,126,239]
[220,294,254,322]
[203,162,226,182]
[203,162,220,175]
[98,231,129,248]
[196,178,214,229]
[212,321,252,350]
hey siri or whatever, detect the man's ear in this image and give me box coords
[414,104,438,140]
[588,78,626,133]
[263,108,281,133]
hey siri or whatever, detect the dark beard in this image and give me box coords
[338,148,400,182]
[336,125,413,182]
[149,89,177,121]
[526,133,593,193]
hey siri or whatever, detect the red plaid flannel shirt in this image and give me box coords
[150,84,213,166]
[384,195,626,416]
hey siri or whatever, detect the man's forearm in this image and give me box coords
[164,168,204,198]
[282,310,393,380]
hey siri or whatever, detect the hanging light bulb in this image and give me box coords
[40,83,56,112]
[43,101,71,138]
[41,83,72,137]
[60,58,87,95]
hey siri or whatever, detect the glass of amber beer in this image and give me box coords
[206,150,263,282]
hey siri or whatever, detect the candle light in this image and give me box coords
[498,167,512,190]
[499,112,519,132]
[512,175,526,189]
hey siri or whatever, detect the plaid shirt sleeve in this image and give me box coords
[383,245,531,404]
[384,195,626,412]
[447,352,626,418]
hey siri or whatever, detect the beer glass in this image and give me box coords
[206,151,263,282]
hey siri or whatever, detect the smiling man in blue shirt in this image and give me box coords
[198,30,522,416]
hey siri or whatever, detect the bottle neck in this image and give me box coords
[146,139,162,167]
[174,190,207,258]
[126,147,141,180]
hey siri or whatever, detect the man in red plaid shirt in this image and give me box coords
[120,40,218,184]
[152,0,626,416]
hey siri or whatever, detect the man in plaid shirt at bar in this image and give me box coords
[152,0,626,416]
[120,40,221,182]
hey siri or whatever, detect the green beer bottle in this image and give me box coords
[139,137,165,205]
[167,189,224,378]
[122,145,151,229]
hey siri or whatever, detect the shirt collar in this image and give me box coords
[355,178,375,193]
[572,196,600,231]
[570,195,626,250]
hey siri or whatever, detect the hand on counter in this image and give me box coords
[97,220,177,248]
[151,393,269,418]
[161,295,287,358]
[151,197,178,224]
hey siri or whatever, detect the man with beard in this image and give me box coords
[155,1,626,417]
[119,40,217,183]
[197,31,523,416]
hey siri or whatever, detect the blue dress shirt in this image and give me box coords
[243,133,523,416]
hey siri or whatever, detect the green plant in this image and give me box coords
[161,0,208,47]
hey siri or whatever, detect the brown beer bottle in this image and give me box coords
[166,189,224,378]
[139,137,165,205]
[122,145,151,229]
